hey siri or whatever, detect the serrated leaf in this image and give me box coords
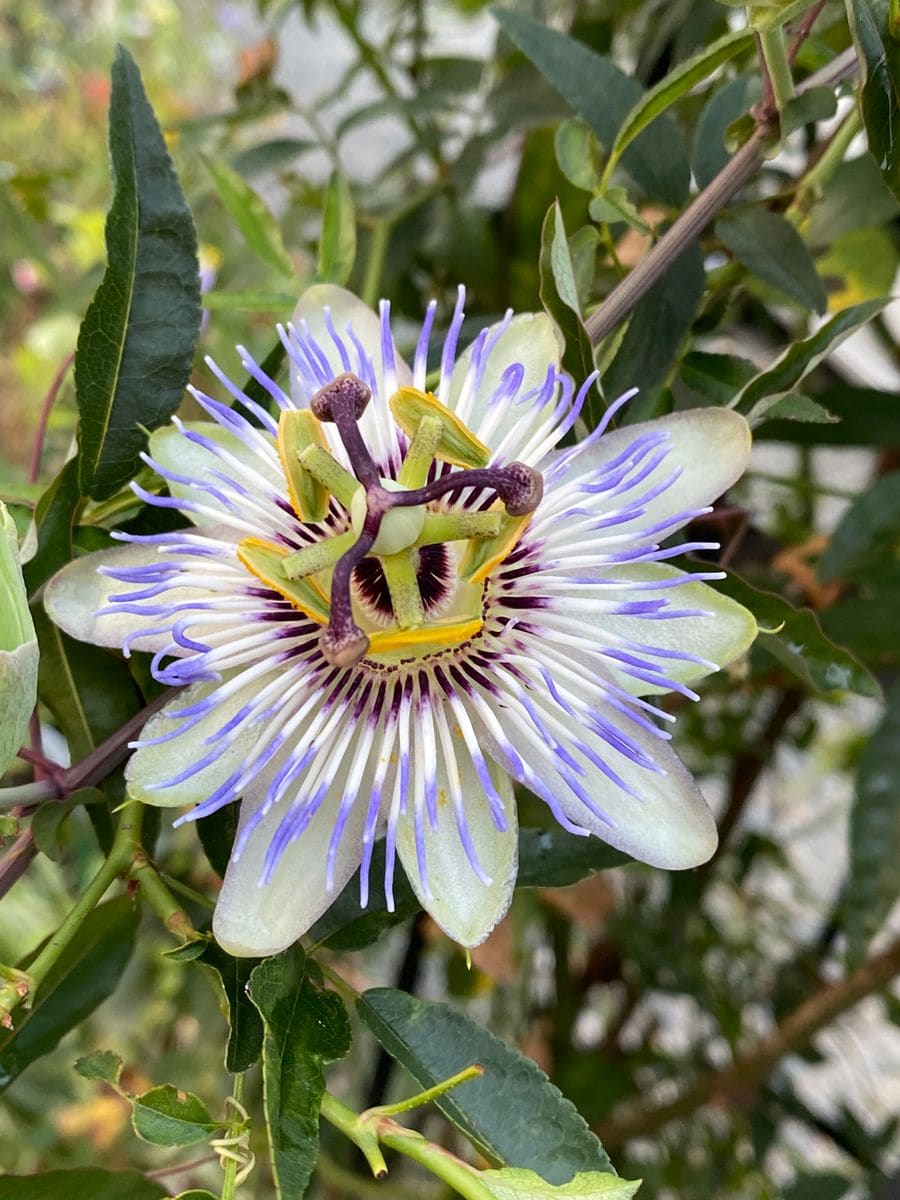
[848,0,900,195]
[747,392,838,427]
[714,572,880,698]
[358,989,613,1184]
[198,941,264,1074]
[248,946,352,1200]
[602,27,754,188]
[842,681,900,967]
[131,1083,220,1147]
[203,153,294,278]
[76,46,200,501]
[717,209,827,313]
[603,241,705,401]
[74,1048,123,1086]
[492,7,690,205]
[731,299,889,413]
[317,170,356,285]
[481,1168,641,1200]
[0,898,139,1092]
[0,1168,167,1200]
[818,472,900,582]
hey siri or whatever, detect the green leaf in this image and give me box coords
[602,27,754,188]
[539,202,597,415]
[717,209,827,313]
[693,75,761,189]
[817,472,900,582]
[554,120,601,192]
[714,572,880,698]
[131,1083,221,1147]
[820,597,900,664]
[603,242,705,401]
[0,898,139,1091]
[22,459,81,596]
[731,298,890,414]
[754,384,900,446]
[75,46,201,501]
[202,289,297,312]
[517,828,628,886]
[196,803,239,879]
[316,170,356,286]
[203,153,294,278]
[74,1048,123,1086]
[0,1169,167,1200]
[848,0,900,195]
[248,946,352,1200]
[481,1168,641,1200]
[588,189,651,234]
[198,941,264,1074]
[172,1192,219,1200]
[231,138,314,176]
[806,153,899,244]
[843,681,900,967]
[780,1171,853,1200]
[358,989,613,1183]
[680,351,757,404]
[747,392,838,427]
[492,8,690,205]
[31,789,106,863]
[780,86,837,137]
[817,225,899,310]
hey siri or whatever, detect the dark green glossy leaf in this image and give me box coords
[717,210,827,313]
[198,941,264,1073]
[843,681,900,967]
[316,170,356,286]
[203,153,294,278]
[131,1083,220,1147]
[30,788,105,862]
[76,46,201,501]
[0,897,139,1091]
[818,472,900,582]
[680,350,757,404]
[74,1048,123,1085]
[806,153,899,245]
[820,597,900,664]
[754,384,900,445]
[715,572,880,698]
[731,299,889,414]
[359,989,613,1183]
[196,802,239,879]
[780,87,838,138]
[603,241,705,401]
[517,828,628,886]
[248,946,351,1200]
[693,75,760,189]
[492,8,690,204]
[0,1169,167,1200]
[848,0,900,195]
[22,459,80,596]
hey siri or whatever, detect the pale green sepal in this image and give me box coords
[149,422,283,525]
[567,563,758,695]
[125,681,266,808]
[0,504,38,775]
[43,545,208,653]
[481,1167,641,1200]
[446,313,563,455]
[396,755,518,948]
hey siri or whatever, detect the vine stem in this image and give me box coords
[585,47,859,348]
[219,1073,246,1200]
[758,24,795,112]
[28,351,74,484]
[595,932,900,1148]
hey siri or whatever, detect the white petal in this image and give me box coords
[566,408,751,531]
[447,313,563,458]
[0,640,38,775]
[148,421,284,525]
[397,725,518,948]
[554,564,757,694]
[482,693,717,870]
[212,748,372,957]
[126,681,264,808]
[43,546,207,653]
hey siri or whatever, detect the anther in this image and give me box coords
[311,373,371,422]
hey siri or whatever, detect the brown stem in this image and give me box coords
[787,1,828,66]
[28,351,74,484]
[0,830,38,901]
[62,692,171,794]
[595,933,900,1148]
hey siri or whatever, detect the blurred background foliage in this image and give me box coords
[2,1,900,1198]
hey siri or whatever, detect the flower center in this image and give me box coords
[238,373,543,668]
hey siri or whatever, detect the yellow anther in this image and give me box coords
[277,409,331,522]
[237,537,329,624]
[390,387,490,469]
[368,616,483,660]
